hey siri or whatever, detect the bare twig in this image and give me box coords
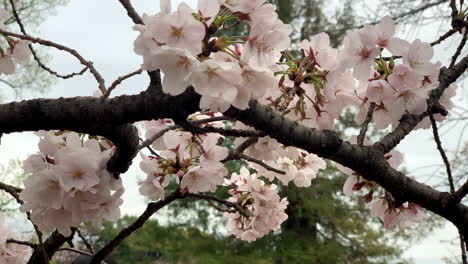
[90,191,180,264]
[8,0,89,80]
[0,29,106,94]
[429,114,467,264]
[238,153,286,175]
[449,27,468,68]
[0,181,23,204]
[57,248,108,264]
[102,69,143,98]
[357,103,376,146]
[76,229,95,254]
[7,239,35,248]
[117,0,144,24]
[138,116,234,151]
[186,193,251,217]
[431,26,463,46]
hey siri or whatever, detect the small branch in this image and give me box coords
[90,191,180,264]
[450,179,468,204]
[0,181,23,204]
[449,27,467,69]
[236,137,260,153]
[102,69,143,98]
[357,103,376,146]
[138,116,234,151]
[186,193,251,217]
[7,239,35,248]
[429,114,455,193]
[57,248,108,264]
[76,229,95,254]
[0,29,106,94]
[431,26,463,46]
[180,121,262,138]
[239,153,286,175]
[117,0,144,24]
[8,0,89,80]
[430,114,468,263]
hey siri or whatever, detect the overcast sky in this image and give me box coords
[0,1,466,263]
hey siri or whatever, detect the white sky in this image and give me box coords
[0,1,466,263]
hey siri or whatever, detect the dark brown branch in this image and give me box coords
[138,125,179,151]
[429,114,455,193]
[186,193,251,217]
[357,103,376,146]
[0,29,106,94]
[89,191,180,264]
[237,153,286,175]
[28,230,76,264]
[76,229,94,254]
[449,26,467,68]
[0,181,23,204]
[429,113,467,263]
[449,179,468,204]
[180,121,262,138]
[102,69,143,98]
[7,239,35,248]
[117,0,144,25]
[431,26,464,46]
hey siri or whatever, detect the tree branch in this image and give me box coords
[357,102,376,146]
[102,68,143,98]
[186,193,251,217]
[8,0,89,80]
[0,29,106,94]
[117,0,143,25]
[89,191,180,264]
[375,54,468,154]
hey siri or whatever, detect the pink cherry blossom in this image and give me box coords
[148,8,205,56]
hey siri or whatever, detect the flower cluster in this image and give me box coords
[0,214,32,264]
[139,115,228,200]
[133,0,288,112]
[0,9,31,75]
[139,116,327,241]
[337,137,426,228]
[224,167,289,242]
[20,131,123,236]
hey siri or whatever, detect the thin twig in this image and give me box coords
[90,191,180,264]
[238,153,286,175]
[138,125,179,151]
[57,248,108,264]
[0,29,107,94]
[449,27,468,68]
[357,103,376,146]
[429,114,467,264]
[0,181,23,204]
[8,0,89,80]
[117,0,144,25]
[7,239,35,248]
[76,229,95,254]
[186,193,251,217]
[102,69,143,98]
[431,26,463,46]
